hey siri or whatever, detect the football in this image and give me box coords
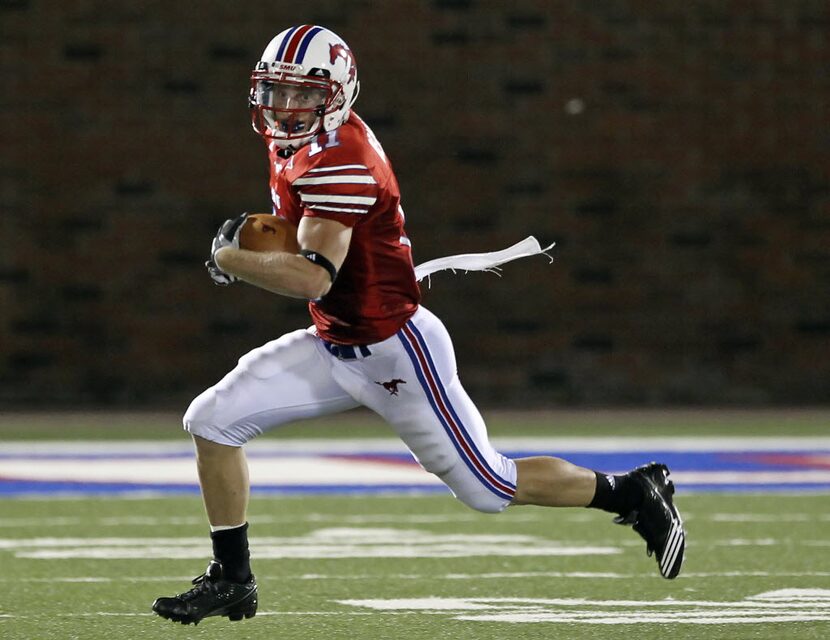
[238,213,300,254]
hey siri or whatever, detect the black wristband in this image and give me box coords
[300,249,338,283]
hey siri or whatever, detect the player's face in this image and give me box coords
[254,80,328,135]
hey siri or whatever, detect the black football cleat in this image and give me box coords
[152,560,258,625]
[615,462,686,579]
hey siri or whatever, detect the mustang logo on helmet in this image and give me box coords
[329,43,357,83]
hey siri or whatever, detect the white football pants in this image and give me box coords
[184,306,517,513]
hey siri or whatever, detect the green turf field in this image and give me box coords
[1,407,829,439]
[2,492,829,640]
[2,409,829,638]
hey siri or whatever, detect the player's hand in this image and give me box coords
[206,213,249,286]
[205,257,235,286]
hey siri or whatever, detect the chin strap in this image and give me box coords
[414,237,556,287]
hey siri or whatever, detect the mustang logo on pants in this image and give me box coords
[376,379,406,396]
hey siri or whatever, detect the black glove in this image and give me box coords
[205,213,249,286]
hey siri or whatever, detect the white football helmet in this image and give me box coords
[249,25,360,151]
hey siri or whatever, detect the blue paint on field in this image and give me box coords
[1,448,828,496]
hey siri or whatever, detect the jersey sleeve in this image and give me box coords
[292,162,379,228]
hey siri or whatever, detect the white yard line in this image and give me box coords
[0,512,549,528]
[3,436,830,454]
[709,513,830,522]
[674,471,830,484]
[4,570,830,584]
[3,511,829,529]
[3,459,829,488]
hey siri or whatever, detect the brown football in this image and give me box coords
[238,213,299,253]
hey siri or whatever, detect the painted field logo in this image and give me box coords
[338,590,830,625]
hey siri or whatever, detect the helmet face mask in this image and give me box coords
[250,26,359,151]
[249,73,337,142]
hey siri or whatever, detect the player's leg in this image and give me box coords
[193,436,249,527]
[349,307,685,578]
[385,312,599,511]
[511,455,685,579]
[153,328,359,624]
[184,328,358,528]
[512,456,597,506]
[346,307,517,513]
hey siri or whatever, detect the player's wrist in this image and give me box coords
[213,246,235,271]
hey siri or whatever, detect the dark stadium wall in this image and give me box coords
[1,1,828,406]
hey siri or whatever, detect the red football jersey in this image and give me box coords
[267,112,421,344]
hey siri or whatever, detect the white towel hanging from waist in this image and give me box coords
[414,236,555,284]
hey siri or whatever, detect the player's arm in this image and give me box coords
[215,217,352,299]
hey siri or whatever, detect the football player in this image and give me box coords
[152,25,686,625]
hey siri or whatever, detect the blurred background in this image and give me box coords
[1,0,828,410]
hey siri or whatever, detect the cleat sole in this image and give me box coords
[228,609,257,622]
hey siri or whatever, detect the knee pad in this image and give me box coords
[182,388,251,446]
[453,487,511,514]
[182,389,218,440]
[437,463,512,514]
[182,386,205,426]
